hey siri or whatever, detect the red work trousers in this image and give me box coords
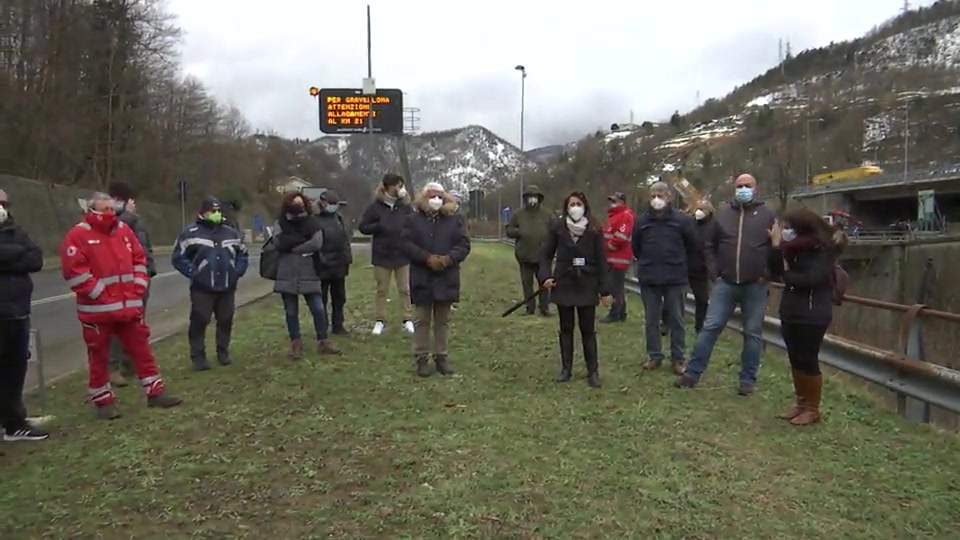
[82,318,164,405]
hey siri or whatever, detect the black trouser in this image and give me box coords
[557,305,598,373]
[321,278,347,331]
[188,289,236,364]
[780,322,829,376]
[689,278,710,332]
[0,318,31,431]
[519,261,549,313]
[109,284,150,374]
[608,268,627,319]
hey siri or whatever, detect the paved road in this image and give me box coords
[26,245,369,392]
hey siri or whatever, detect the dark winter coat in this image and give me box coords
[505,185,553,263]
[118,210,157,276]
[401,192,471,305]
[272,213,324,295]
[538,218,611,307]
[770,238,838,326]
[631,207,703,287]
[706,200,777,285]
[358,185,414,268]
[314,210,353,280]
[0,216,43,319]
[172,219,249,293]
[693,215,718,281]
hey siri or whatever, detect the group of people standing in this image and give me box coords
[507,174,845,425]
[0,170,845,441]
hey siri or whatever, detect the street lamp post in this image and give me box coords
[515,64,526,204]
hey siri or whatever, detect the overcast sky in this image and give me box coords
[168,0,928,149]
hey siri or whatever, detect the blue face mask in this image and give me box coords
[781,228,797,242]
[323,203,338,214]
[734,187,754,203]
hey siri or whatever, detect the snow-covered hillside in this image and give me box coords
[591,11,960,175]
[306,125,535,193]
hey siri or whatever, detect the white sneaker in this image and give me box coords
[402,320,415,334]
[372,321,385,335]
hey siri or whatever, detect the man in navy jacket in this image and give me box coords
[172,196,249,370]
[631,182,703,376]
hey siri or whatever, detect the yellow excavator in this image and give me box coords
[657,141,712,214]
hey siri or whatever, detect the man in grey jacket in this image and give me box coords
[107,182,157,387]
[675,174,777,395]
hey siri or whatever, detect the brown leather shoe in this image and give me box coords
[791,374,822,426]
[642,359,661,370]
[673,375,697,388]
[288,339,304,360]
[318,339,341,355]
[779,369,805,420]
[671,361,686,376]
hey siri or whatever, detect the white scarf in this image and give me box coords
[565,216,588,242]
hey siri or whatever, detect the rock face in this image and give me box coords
[307,125,536,192]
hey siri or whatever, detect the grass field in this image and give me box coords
[4,243,960,539]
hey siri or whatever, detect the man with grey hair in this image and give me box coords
[61,191,181,419]
[631,181,702,375]
[676,173,777,395]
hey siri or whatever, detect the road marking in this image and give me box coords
[32,270,181,306]
[30,253,269,306]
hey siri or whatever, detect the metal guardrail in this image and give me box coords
[497,238,960,423]
[846,228,913,244]
[793,165,960,196]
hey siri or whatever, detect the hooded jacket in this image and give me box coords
[401,190,471,305]
[0,214,43,319]
[505,185,553,264]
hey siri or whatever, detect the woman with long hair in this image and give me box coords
[539,191,612,388]
[770,207,847,426]
[272,191,340,359]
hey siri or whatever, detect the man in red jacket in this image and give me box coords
[601,192,635,323]
[61,192,182,420]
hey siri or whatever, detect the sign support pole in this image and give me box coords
[366,5,375,169]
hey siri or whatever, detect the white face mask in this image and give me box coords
[650,196,667,210]
[0,206,7,223]
[396,187,408,198]
[428,196,443,210]
[527,197,538,206]
[781,228,797,242]
[694,209,706,220]
[567,205,585,221]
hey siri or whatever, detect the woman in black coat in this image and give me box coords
[539,191,612,388]
[401,182,471,378]
[770,207,847,426]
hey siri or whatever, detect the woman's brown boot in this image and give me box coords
[778,369,805,420]
[791,374,822,426]
[288,339,304,360]
[318,339,341,355]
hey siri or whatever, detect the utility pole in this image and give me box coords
[366,5,375,173]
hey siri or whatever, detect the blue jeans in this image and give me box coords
[640,284,686,363]
[281,293,328,341]
[684,280,768,385]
